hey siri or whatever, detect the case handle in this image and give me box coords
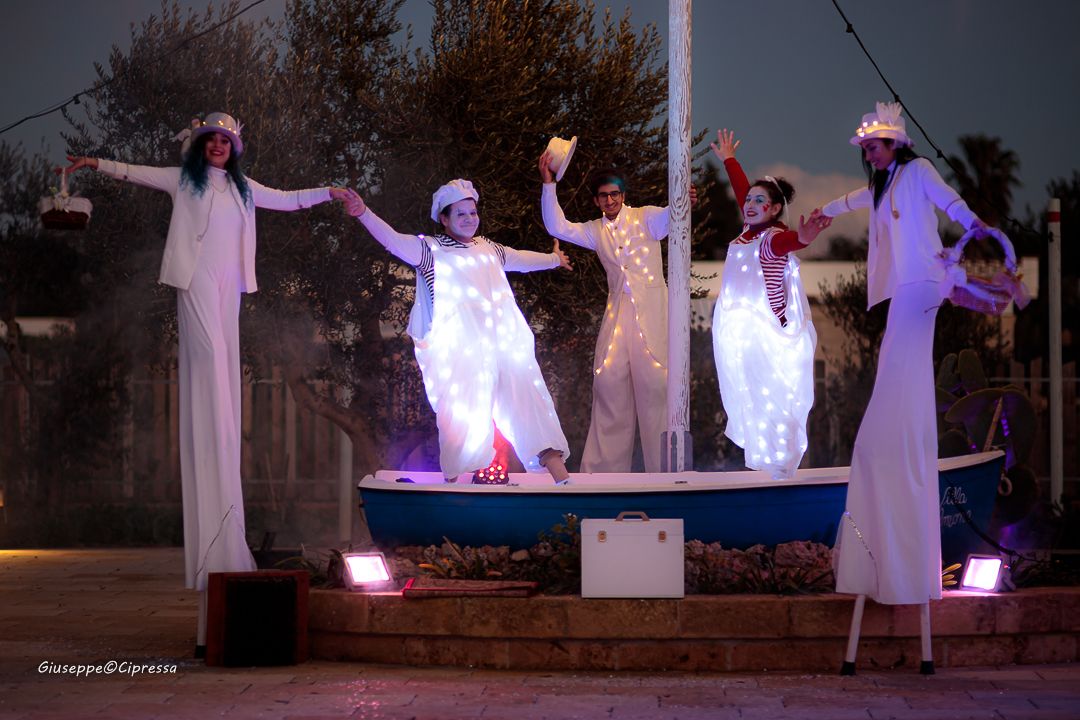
[615,511,650,522]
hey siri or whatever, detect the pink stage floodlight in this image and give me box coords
[342,552,395,591]
[959,554,1004,592]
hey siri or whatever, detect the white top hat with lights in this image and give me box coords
[190,112,244,154]
[545,136,578,182]
[851,102,913,148]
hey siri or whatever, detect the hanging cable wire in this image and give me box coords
[830,0,1046,244]
[0,0,269,137]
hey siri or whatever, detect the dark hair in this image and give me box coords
[859,138,918,208]
[180,132,251,206]
[588,169,627,198]
[749,176,795,210]
[860,138,918,184]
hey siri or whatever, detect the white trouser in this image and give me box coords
[178,230,256,591]
[417,310,569,480]
[834,280,942,605]
[581,298,668,473]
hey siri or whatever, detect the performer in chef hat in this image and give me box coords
[710,129,831,480]
[343,180,575,484]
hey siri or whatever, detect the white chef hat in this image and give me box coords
[851,102,914,148]
[431,179,479,222]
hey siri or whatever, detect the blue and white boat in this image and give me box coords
[358,451,1003,565]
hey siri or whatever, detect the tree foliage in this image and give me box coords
[947,133,1022,229]
[316,0,683,470]
[31,0,691,479]
[1,141,129,511]
[814,261,1008,465]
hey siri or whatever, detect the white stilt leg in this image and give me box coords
[840,594,866,675]
[195,590,208,659]
[919,602,935,674]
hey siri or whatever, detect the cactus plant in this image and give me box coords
[936,349,1040,527]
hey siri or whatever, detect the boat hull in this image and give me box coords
[358,452,1003,557]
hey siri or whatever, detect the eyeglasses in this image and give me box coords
[596,191,623,201]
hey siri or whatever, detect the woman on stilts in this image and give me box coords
[710,129,830,479]
[62,113,350,657]
[811,102,993,673]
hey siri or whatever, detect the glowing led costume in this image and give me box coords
[541,186,669,473]
[712,228,816,479]
[711,158,816,479]
[357,211,570,479]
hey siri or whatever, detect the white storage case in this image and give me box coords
[581,512,684,599]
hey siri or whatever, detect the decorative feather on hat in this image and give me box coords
[172,118,201,158]
[851,101,914,148]
[875,102,903,128]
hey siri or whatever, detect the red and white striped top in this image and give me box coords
[724,158,806,324]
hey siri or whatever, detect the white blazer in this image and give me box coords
[541,183,670,372]
[822,158,977,309]
[96,160,330,293]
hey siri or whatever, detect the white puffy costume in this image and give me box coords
[713,160,817,479]
[95,152,332,592]
[822,103,981,605]
[541,184,669,473]
[358,183,569,479]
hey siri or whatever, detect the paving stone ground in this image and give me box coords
[0,548,1077,719]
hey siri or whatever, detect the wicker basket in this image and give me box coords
[949,277,1016,315]
[39,169,92,231]
[939,228,1030,315]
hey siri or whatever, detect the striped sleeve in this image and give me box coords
[760,233,790,320]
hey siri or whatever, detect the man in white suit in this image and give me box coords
[538,155,694,472]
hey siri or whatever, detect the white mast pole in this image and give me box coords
[663,0,693,472]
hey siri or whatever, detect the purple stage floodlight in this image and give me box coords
[342,552,395,591]
[959,554,1005,592]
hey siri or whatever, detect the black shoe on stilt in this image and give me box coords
[919,660,935,675]
[840,661,856,676]
[194,645,206,660]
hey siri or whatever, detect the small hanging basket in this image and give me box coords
[39,169,92,231]
[938,228,1031,315]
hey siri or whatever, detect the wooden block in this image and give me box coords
[206,570,309,667]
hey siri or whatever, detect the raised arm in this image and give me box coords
[63,156,180,195]
[711,129,749,208]
[538,153,597,251]
[343,189,426,266]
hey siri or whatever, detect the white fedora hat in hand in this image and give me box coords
[545,136,578,182]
